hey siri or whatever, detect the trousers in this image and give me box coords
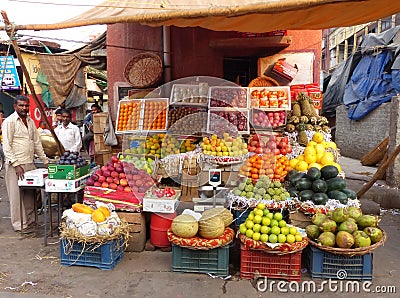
[5,163,36,231]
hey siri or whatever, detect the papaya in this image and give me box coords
[72,203,94,214]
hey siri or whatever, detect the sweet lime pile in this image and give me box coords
[239,203,303,244]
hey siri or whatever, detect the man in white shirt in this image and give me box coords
[54,109,82,152]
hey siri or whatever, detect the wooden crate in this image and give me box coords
[116,212,146,252]
[93,112,108,134]
[94,133,111,153]
[94,152,112,166]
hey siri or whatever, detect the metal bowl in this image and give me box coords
[197,186,229,199]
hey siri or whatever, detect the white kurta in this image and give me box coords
[55,122,82,152]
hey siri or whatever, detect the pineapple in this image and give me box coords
[322,125,331,133]
[298,92,313,117]
[305,124,314,131]
[285,124,296,133]
[289,115,300,124]
[309,116,318,125]
[300,115,309,123]
[297,123,308,146]
[292,101,301,117]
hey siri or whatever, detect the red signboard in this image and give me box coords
[28,95,53,128]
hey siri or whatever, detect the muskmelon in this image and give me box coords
[198,216,225,239]
[171,214,199,238]
[201,207,233,227]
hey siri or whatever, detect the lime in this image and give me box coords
[254,209,264,217]
[253,214,262,224]
[263,209,270,216]
[271,226,281,235]
[257,203,266,210]
[247,213,255,221]
[266,213,274,220]
[260,234,269,242]
[286,234,296,244]
[269,234,278,244]
[261,217,271,227]
[273,213,283,221]
[278,234,286,243]
[252,232,261,241]
[252,224,262,233]
[245,220,254,229]
[270,220,279,227]
[289,227,298,235]
[246,229,254,238]
[260,225,270,234]
[280,226,290,235]
[278,220,287,228]
[239,223,247,234]
[295,234,303,242]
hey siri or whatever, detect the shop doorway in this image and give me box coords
[223,57,258,87]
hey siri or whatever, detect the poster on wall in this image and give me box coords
[259,52,315,85]
[0,56,21,91]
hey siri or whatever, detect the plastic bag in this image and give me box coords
[103,113,118,146]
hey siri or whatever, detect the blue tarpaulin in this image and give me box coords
[322,26,400,120]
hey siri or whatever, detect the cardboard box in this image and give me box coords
[93,112,108,134]
[116,212,146,252]
[18,168,48,187]
[264,58,298,85]
[47,164,90,180]
[94,133,111,153]
[142,191,181,213]
[45,174,89,192]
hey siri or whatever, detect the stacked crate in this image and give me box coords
[93,112,112,165]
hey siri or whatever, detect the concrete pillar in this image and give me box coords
[387,96,400,187]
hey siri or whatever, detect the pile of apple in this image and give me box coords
[86,155,156,196]
[247,134,292,156]
[252,110,286,129]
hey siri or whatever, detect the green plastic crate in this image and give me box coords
[172,244,229,276]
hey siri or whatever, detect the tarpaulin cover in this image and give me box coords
[322,26,400,120]
[343,27,400,120]
[7,0,400,34]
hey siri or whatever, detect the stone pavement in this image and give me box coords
[0,158,398,297]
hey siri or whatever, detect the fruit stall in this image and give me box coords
[55,79,386,283]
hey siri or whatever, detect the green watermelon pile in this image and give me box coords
[286,165,356,205]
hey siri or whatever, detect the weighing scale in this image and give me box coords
[209,169,222,207]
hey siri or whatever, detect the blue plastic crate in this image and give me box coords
[172,244,229,276]
[305,245,373,280]
[60,236,124,270]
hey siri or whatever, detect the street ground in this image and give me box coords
[0,157,399,297]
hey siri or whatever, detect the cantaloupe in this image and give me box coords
[198,214,225,239]
[201,207,233,227]
[171,214,198,238]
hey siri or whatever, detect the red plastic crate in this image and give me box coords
[240,245,301,281]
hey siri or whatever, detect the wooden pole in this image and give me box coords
[1,11,64,157]
[357,144,400,198]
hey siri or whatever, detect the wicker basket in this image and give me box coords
[248,75,280,87]
[308,228,387,257]
[124,52,163,88]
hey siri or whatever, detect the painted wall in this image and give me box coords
[107,23,163,120]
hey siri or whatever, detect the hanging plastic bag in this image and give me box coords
[103,113,118,146]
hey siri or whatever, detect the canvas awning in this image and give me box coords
[3,0,400,33]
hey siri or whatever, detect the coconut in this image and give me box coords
[336,231,354,248]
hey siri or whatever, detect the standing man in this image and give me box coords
[82,103,102,161]
[52,108,63,128]
[2,95,49,233]
[55,109,82,152]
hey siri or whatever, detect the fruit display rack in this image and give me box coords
[169,84,208,107]
[207,109,250,135]
[167,106,208,135]
[248,86,291,110]
[208,86,248,109]
[116,99,143,133]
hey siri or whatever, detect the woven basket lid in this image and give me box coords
[124,52,163,88]
[248,75,280,87]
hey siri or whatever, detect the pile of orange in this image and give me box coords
[143,101,167,130]
[117,100,141,131]
[239,153,292,182]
